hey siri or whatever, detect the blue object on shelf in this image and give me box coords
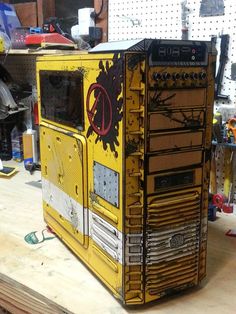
[30,27,43,34]
[0,3,21,39]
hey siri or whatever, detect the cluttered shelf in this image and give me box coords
[4,48,81,55]
[0,2,93,57]
[212,141,236,149]
[0,1,92,168]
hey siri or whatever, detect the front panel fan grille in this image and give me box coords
[145,190,201,295]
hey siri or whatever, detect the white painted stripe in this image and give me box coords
[42,177,88,235]
[42,178,124,263]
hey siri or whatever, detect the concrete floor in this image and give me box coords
[0,160,236,314]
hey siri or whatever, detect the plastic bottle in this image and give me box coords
[11,124,25,162]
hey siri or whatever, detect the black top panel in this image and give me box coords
[149,41,208,66]
[90,39,212,66]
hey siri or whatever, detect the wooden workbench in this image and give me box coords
[1,161,236,314]
[0,161,123,314]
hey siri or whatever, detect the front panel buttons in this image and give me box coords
[182,72,189,80]
[190,72,198,80]
[151,70,207,84]
[153,72,161,81]
[172,73,181,80]
[199,72,207,80]
[161,72,171,80]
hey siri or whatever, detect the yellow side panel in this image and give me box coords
[38,54,124,300]
[37,56,124,232]
[40,125,87,246]
[40,123,124,298]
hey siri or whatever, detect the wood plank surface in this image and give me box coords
[6,49,81,55]
[0,161,122,314]
[0,273,70,314]
[14,3,38,27]
[1,161,236,313]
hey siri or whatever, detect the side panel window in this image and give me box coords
[40,70,84,129]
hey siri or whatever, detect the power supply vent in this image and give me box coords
[147,191,201,229]
[145,190,201,295]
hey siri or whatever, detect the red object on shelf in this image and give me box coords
[25,33,74,46]
[33,102,39,125]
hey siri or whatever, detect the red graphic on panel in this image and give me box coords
[86,83,112,136]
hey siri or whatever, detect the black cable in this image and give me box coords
[91,0,104,20]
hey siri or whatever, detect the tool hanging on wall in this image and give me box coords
[212,112,223,143]
[223,149,234,212]
[227,118,236,142]
[215,34,230,100]
[181,0,189,40]
[222,182,233,213]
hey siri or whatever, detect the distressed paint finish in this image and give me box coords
[86,54,123,157]
[37,53,124,300]
[37,40,215,305]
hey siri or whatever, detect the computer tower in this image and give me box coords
[37,39,216,304]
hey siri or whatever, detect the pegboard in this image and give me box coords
[0,54,38,128]
[0,54,37,87]
[108,0,182,41]
[186,0,236,113]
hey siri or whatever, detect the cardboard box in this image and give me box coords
[23,129,38,165]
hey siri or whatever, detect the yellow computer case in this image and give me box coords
[37,39,216,305]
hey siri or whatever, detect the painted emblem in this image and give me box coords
[86,54,123,157]
[86,83,112,136]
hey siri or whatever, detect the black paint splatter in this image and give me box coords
[149,90,176,111]
[86,54,123,157]
[161,109,202,128]
[149,91,203,128]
